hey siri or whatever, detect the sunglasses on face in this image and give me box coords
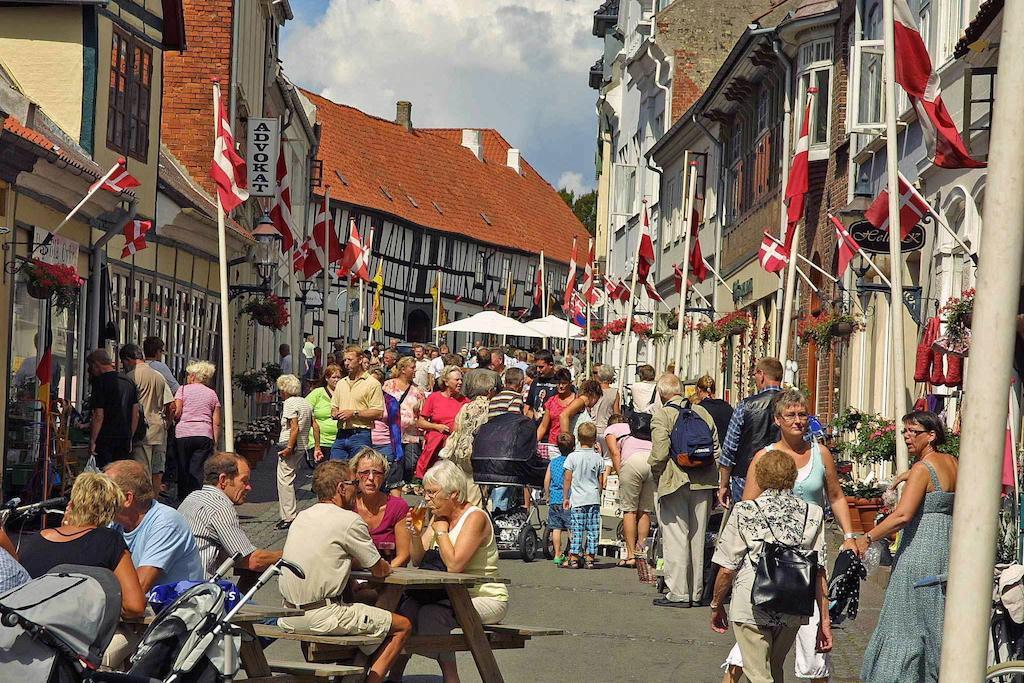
[357,470,385,478]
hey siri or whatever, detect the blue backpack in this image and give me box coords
[668,402,716,468]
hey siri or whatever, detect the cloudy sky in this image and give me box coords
[281,0,600,196]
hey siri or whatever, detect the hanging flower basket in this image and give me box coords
[605,318,626,335]
[939,287,975,354]
[240,294,290,330]
[22,259,84,311]
[590,326,609,343]
[631,320,652,338]
[833,320,855,337]
[798,312,863,346]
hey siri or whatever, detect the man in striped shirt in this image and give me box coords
[487,367,525,419]
[178,452,281,578]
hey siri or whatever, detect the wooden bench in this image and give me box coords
[265,659,363,682]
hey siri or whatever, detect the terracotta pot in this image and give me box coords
[858,504,881,533]
[27,281,52,299]
[833,321,854,337]
[235,442,268,469]
[847,503,864,533]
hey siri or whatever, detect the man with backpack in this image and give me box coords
[717,358,783,508]
[648,373,720,608]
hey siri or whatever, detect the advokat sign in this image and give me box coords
[246,118,280,197]
[849,220,926,254]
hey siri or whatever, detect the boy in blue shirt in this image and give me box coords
[544,432,574,566]
[562,422,604,569]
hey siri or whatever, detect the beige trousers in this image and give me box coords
[733,621,800,683]
[657,485,712,603]
[276,444,306,522]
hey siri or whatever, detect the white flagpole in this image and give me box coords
[501,269,512,347]
[675,162,698,377]
[212,82,234,451]
[700,257,733,294]
[940,3,1024,677]
[795,253,839,284]
[564,236,577,359]
[585,238,593,377]
[672,151,691,377]
[618,203,646,394]
[882,0,910,474]
[828,213,893,285]
[359,225,374,347]
[319,189,332,350]
[540,250,548,349]
[53,160,123,235]
[793,263,819,293]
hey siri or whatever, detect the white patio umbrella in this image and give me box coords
[526,314,584,338]
[434,310,545,337]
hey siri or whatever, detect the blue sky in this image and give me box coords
[280,0,600,195]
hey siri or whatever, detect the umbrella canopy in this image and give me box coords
[526,315,585,338]
[434,310,545,337]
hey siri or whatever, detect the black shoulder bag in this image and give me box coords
[750,499,818,617]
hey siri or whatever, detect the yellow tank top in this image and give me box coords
[434,506,509,601]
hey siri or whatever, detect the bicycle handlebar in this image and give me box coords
[13,497,67,516]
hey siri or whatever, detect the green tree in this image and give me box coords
[558,188,575,208]
[573,190,597,236]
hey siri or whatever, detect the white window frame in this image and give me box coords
[796,37,834,160]
[849,39,885,133]
[938,0,967,65]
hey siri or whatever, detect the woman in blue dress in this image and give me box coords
[857,410,957,683]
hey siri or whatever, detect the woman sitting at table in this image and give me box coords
[392,460,508,683]
[351,448,411,567]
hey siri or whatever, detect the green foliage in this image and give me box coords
[557,187,598,236]
[830,408,897,464]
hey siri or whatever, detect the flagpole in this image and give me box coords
[701,257,733,294]
[501,269,512,347]
[940,3,1024,677]
[212,82,235,450]
[360,225,374,347]
[52,160,123,236]
[540,250,548,349]
[675,161,698,378]
[318,189,331,350]
[882,0,910,475]
[793,263,818,293]
[433,270,441,347]
[585,238,594,378]
[795,253,839,284]
[618,203,646,395]
[829,213,893,285]
[564,236,576,360]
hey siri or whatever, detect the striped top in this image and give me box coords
[177,485,257,578]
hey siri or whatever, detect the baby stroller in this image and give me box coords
[472,411,548,562]
[0,564,123,683]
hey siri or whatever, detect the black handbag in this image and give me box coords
[750,500,818,617]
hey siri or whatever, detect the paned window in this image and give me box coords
[107,27,152,161]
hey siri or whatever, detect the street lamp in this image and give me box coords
[228,212,282,299]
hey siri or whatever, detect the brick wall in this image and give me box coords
[722,195,782,275]
[655,0,782,122]
[161,0,233,196]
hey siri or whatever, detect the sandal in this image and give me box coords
[616,558,637,568]
[563,554,579,569]
[585,556,596,570]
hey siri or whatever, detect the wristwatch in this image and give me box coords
[843,532,858,540]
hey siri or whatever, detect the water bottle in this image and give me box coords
[862,540,885,576]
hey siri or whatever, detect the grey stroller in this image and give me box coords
[0,564,124,683]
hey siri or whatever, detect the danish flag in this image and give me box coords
[644,280,664,304]
[269,148,295,251]
[209,85,249,211]
[783,89,815,251]
[563,240,578,312]
[121,219,153,258]
[864,173,932,240]
[637,205,655,284]
[759,233,790,274]
[91,158,140,194]
[292,240,311,275]
[302,193,342,278]
[673,263,686,294]
[337,217,370,282]
[533,258,544,307]
[580,242,598,304]
[689,237,709,283]
[831,214,860,277]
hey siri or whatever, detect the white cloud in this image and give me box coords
[281,0,598,190]
[557,171,591,196]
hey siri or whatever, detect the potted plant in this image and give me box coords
[232,368,271,396]
[698,322,724,344]
[830,410,897,465]
[234,417,275,468]
[631,320,652,338]
[263,361,283,384]
[605,318,626,335]
[22,259,85,311]
[940,287,975,354]
[716,311,752,338]
[590,325,609,343]
[240,293,290,330]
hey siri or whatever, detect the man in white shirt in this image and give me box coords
[413,344,432,389]
[279,344,293,375]
[428,343,448,381]
[302,334,316,378]
[278,461,411,682]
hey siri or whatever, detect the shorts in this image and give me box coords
[618,455,655,512]
[132,443,167,475]
[547,506,570,530]
[278,602,392,654]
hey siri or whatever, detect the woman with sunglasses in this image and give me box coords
[858,410,956,683]
[350,448,411,567]
[720,389,855,683]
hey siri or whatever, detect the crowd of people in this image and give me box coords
[0,335,960,683]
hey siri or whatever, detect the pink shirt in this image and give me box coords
[174,383,221,439]
[602,423,652,465]
[382,379,425,443]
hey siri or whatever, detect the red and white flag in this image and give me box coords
[864,172,931,240]
[893,0,985,169]
[563,240,578,312]
[292,240,311,275]
[580,242,598,304]
[120,219,152,258]
[337,217,370,282]
[533,259,544,307]
[830,214,860,277]
[209,85,249,211]
[91,158,140,194]
[673,263,686,294]
[759,233,790,274]
[269,148,295,251]
[689,237,709,283]
[783,89,815,251]
[644,280,664,304]
[636,205,655,284]
[605,275,630,303]
[302,194,341,278]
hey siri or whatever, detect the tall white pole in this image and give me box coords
[564,236,576,358]
[433,270,441,347]
[212,82,234,450]
[671,151,691,375]
[360,225,375,347]
[540,251,548,349]
[585,238,594,377]
[618,207,645,395]
[675,162,698,377]
[319,189,332,350]
[779,228,802,367]
[501,269,513,347]
[882,0,910,475]
[940,3,1024,678]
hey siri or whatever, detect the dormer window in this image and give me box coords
[796,38,833,159]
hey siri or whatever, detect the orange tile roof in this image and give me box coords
[302,90,589,265]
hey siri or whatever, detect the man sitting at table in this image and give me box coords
[277,461,412,683]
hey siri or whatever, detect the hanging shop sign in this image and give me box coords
[33,227,79,270]
[245,118,280,197]
[849,220,926,254]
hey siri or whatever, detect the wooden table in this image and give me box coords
[351,567,512,683]
[128,603,302,678]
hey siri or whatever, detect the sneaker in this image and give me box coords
[553,555,565,566]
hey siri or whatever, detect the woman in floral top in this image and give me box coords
[383,357,425,492]
[710,450,831,683]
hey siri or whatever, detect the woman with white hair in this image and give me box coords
[173,360,222,500]
[394,460,508,682]
[275,373,316,530]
